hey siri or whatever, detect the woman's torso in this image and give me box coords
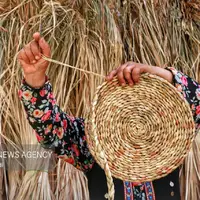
[86,163,181,200]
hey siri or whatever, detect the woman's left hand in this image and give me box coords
[106,62,173,86]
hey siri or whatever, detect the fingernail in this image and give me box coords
[32,60,36,63]
[129,83,133,87]
[121,83,126,87]
[35,56,40,60]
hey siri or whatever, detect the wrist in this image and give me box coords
[24,73,46,88]
[152,66,173,84]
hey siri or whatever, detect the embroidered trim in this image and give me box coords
[144,182,156,200]
[124,181,156,200]
[124,181,134,200]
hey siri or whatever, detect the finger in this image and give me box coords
[106,69,117,81]
[17,49,30,64]
[38,37,51,57]
[117,63,129,86]
[131,67,141,83]
[30,41,41,60]
[33,32,41,42]
[123,66,134,86]
[24,44,36,64]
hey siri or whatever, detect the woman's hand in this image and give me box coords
[106,62,173,85]
[17,32,51,88]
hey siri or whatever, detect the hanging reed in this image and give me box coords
[0,0,200,199]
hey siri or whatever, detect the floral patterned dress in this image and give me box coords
[18,67,200,200]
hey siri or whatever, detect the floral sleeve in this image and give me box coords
[167,67,200,131]
[18,78,94,172]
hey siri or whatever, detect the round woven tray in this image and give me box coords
[85,73,195,200]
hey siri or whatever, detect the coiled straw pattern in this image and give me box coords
[85,73,195,200]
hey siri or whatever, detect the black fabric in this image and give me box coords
[153,168,181,200]
[86,163,124,200]
[86,163,181,200]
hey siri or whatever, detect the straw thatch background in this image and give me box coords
[0,0,200,199]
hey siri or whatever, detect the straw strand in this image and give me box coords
[42,55,106,78]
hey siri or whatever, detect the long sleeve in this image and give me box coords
[167,67,200,130]
[18,78,94,172]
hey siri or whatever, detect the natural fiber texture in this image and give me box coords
[86,73,195,200]
[1,0,200,199]
[0,1,122,199]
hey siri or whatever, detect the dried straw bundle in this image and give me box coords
[181,0,200,22]
[0,0,122,199]
[0,0,200,200]
[108,1,200,199]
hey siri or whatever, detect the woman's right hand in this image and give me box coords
[17,32,51,88]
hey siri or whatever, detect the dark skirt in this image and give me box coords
[86,163,181,200]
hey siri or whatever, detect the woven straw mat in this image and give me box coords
[85,73,195,184]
